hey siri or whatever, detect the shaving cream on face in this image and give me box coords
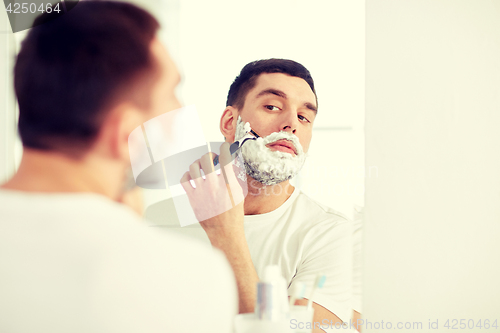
[235,116,306,186]
[243,122,251,134]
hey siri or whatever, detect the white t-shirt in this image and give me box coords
[147,188,354,322]
[243,188,353,323]
[0,190,237,333]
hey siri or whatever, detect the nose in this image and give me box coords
[280,110,299,134]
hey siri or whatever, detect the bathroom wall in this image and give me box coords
[365,1,500,330]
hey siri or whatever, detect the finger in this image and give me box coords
[230,155,247,205]
[200,152,217,181]
[180,171,195,192]
[218,142,232,168]
[220,143,246,205]
[189,159,203,185]
[219,142,238,185]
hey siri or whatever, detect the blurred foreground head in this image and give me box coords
[14,1,180,159]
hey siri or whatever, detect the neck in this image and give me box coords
[243,176,295,215]
[1,148,126,200]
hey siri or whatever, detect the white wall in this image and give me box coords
[365,1,500,331]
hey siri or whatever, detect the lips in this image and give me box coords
[266,139,297,155]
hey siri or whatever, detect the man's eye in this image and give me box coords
[265,105,280,111]
[298,115,310,122]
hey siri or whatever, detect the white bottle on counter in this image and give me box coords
[255,265,290,321]
[234,265,290,333]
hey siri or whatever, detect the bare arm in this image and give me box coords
[352,310,362,332]
[204,224,259,313]
[181,142,258,313]
[292,298,342,333]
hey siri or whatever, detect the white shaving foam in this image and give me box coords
[243,122,251,134]
[235,116,306,185]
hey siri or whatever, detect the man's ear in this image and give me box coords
[99,103,144,162]
[220,106,239,142]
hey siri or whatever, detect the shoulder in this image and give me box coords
[94,198,224,266]
[0,190,222,266]
[291,190,350,225]
[280,190,352,245]
[0,191,237,332]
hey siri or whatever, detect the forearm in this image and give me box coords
[182,145,257,313]
[205,229,259,313]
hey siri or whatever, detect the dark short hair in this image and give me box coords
[226,59,317,110]
[14,1,160,155]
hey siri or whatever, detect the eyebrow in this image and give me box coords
[256,88,287,99]
[255,88,317,113]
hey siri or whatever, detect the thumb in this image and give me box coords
[219,142,237,182]
[219,142,246,205]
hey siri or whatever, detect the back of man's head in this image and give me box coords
[14,1,159,156]
[226,58,317,110]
